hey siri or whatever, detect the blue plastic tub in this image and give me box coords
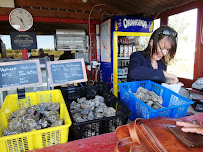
[118,80,194,121]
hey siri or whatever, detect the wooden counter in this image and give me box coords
[30,113,203,152]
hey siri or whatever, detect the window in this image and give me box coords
[1,35,11,49]
[1,35,55,50]
[0,35,55,59]
[167,8,198,79]
[37,35,54,49]
[153,19,160,32]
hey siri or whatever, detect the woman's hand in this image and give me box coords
[176,121,203,135]
[163,71,179,84]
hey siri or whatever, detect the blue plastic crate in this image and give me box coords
[118,80,194,121]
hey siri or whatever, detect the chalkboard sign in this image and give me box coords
[47,58,87,87]
[0,60,42,91]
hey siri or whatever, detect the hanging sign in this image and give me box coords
[0,60,42,91]
[10,32,37,50]
[46,58,87,87]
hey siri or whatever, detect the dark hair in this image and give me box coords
[143,26,178,64]
[38,48,45,56]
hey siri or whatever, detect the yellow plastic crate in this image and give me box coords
[0,89,72,152]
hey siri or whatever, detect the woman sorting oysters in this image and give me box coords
[127,26,179,84]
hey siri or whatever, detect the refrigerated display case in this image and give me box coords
[100,16,153,96]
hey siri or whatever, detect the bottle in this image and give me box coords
[121,60,125,75]
[117,38,120,56]
[132,38,136,52]
[119,38,124,57]
[124,37,129,57]
[118,60,121,75]
[124,60,128,75]
[128,39,133,57]
[122,37,125,57]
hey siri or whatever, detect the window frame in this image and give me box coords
[155,0,203,87]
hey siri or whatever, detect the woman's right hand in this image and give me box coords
[163,71,179,84]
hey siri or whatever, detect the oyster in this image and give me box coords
[70,95,116,123]
[43,111,60,123]
[133,87,164,109]
[38,118,49,128]
[95,112,104,119]
[146,100,154,107]
[8,118,23,132]
[80,108,91,115]
[10,109,26,120]
[87,111,95,120]
[77,97,86,103]
[95,106,104,113]
[104,107,116,117]
[51,119,64,127]
[22,118,41,132]
[73,113,86,122]
[48,102,60,111]
[3,128,18,136]
[3,101,63,137]
[92,98,100,107]
[95,95,104,103]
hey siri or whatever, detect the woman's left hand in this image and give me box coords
[163,71,179,84]
[170,75,179,84]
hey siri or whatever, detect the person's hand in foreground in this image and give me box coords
[176,121,203,135]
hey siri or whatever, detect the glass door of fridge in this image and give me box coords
[113,32,151,97]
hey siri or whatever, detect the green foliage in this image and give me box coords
[4,49,64,59]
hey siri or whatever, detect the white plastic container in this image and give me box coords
[161,83,183,93]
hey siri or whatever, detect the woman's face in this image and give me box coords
[151,36,172,61]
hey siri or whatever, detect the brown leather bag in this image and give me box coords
[115,117,203,152]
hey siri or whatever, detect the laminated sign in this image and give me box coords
[46,58,87,87]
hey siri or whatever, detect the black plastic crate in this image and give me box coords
[60,84,131,140]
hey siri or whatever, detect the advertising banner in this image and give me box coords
[113,16,154,33]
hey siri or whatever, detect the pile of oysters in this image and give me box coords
[70,95,116,123]
[133,87,164,109]
[3,102,63,137]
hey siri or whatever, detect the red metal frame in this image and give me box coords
[0,15,8,21]
[0,15,101,24]
[89,22,97,61]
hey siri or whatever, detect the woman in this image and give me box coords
[127,26,179,84]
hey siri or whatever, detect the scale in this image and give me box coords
[190,78,203,112]
[191,98,203,112]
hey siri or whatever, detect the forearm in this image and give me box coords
[128,66,165,82]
